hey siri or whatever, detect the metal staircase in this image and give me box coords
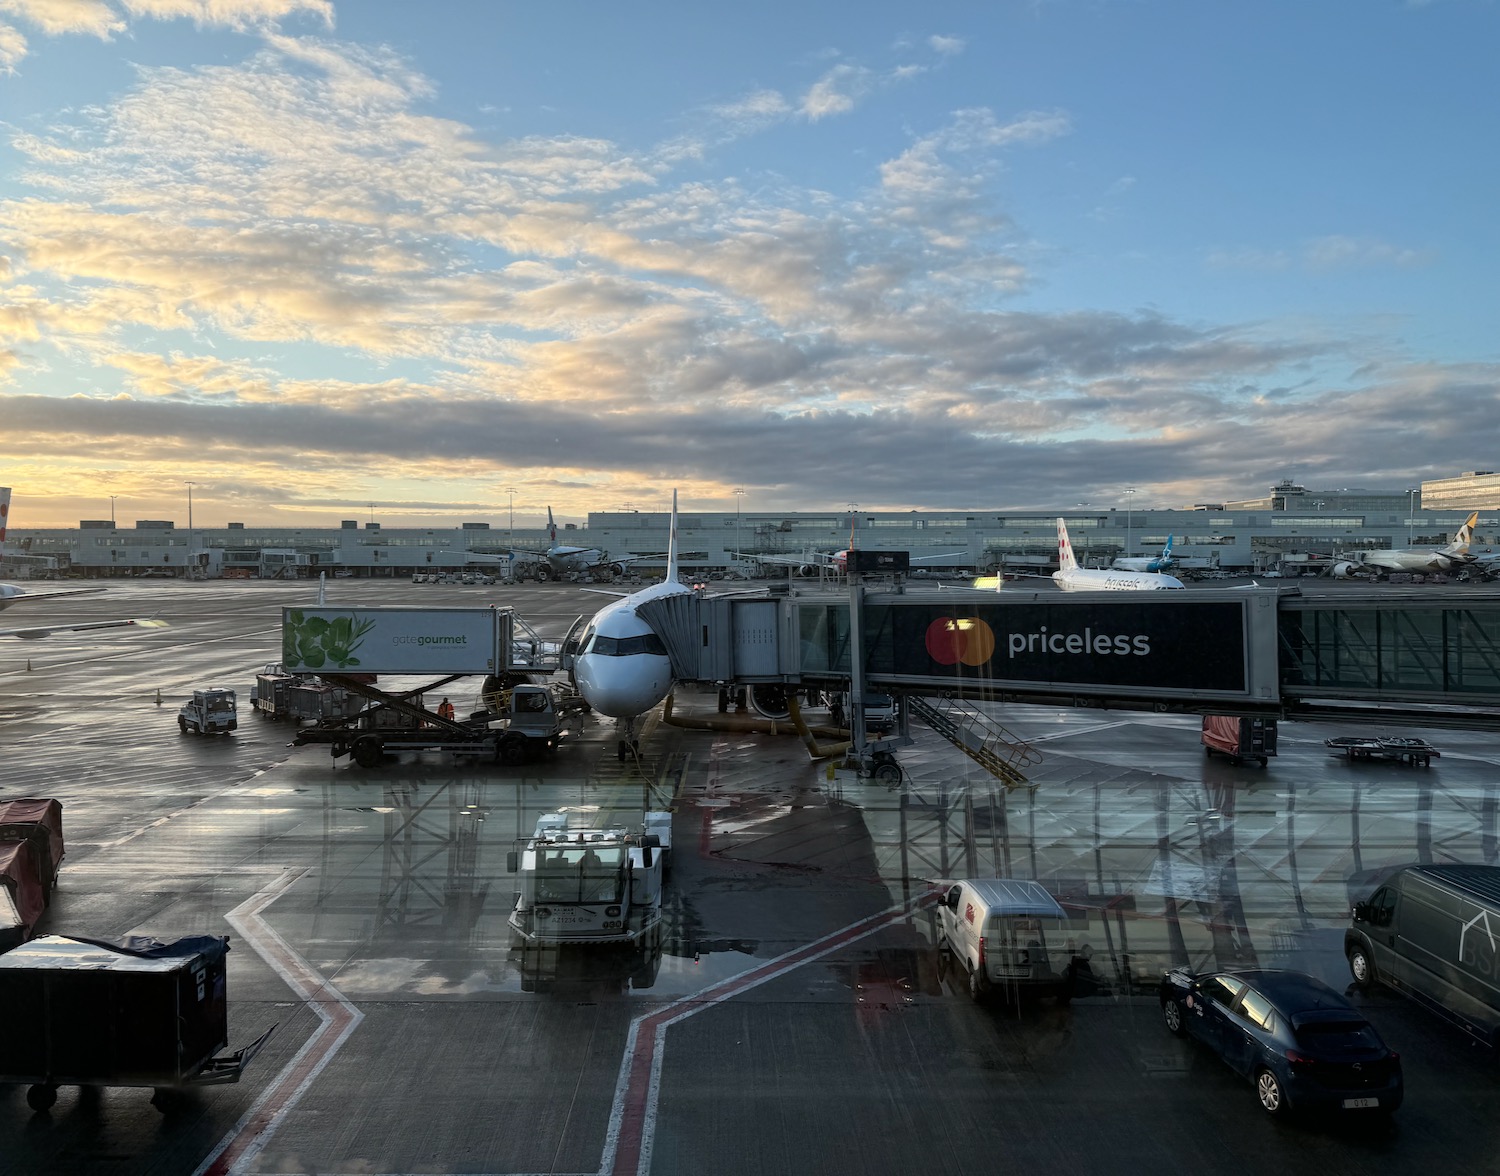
[905,695,1042,790]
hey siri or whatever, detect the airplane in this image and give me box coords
[513,507,664,582]
[570,490,691,760]
[1331,511,1480,579]
[0,487,165,638]
[1053,518,1186,592]
[1112,534,1175,573]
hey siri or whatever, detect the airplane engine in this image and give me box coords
[1331,561,1360,579]
[750,684,791,720]
[611,563,629,578]
[797,564,818,578]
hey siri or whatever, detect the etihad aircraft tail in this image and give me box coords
[665,490,680,583]
[1446,511,1480,554]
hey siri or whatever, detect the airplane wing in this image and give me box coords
[579,588,632,598]
[0,617,169,640]
[909,551,967,564]
[0,586,108,605]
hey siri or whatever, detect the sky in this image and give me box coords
[1,0,1497,529]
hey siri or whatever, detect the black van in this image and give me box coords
[1346,864,1500,1046]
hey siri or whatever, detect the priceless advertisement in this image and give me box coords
[282,607,502,674]
[868,599,1248,693]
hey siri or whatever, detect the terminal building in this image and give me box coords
[2,477,1497,580]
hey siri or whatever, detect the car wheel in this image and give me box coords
[1256,1068,1287,1116]
[967,962,988,1003]
[1349,945,1376,988]
[1162,998,1186,1036]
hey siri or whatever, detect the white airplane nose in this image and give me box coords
[575,654,672,718]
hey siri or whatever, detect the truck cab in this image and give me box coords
[178,688,238,736]
[506,808,670,947]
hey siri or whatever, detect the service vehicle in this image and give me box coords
[506,809,671,947]
[936,878,1092,1003]
[1346,863,1500,1046]
[177,688,237,736]
[1202,714,1278,766]
[1159,967,1403,1118]
[294,682,570,768]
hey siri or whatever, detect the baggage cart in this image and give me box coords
[0,934,274,1113]
[0,797,63,900]
[1201,715,1278,767]
[1325,735,1440,767]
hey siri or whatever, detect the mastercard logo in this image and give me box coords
[925,617,995,667]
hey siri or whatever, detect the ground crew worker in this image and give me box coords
[437,697,455,722]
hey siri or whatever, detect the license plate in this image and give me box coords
[1342,1097,1380,1109]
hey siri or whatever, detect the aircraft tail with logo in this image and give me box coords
[0,486,10,544]
[1056,517,1079,573]
[547,506,558,545]
[1445,511,1480,555]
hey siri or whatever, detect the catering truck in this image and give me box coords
[506,809,671,947]
[281,604,571,767]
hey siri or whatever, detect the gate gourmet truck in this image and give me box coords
[506,809,671,947]
[281,605,573,767]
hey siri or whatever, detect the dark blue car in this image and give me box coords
[1159,967,1402,1117]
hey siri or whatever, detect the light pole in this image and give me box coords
[506,487,517,542]
[109,495,117,526]
[1123,488,1136,557]
[733,487,745,562]
[1407,488,1416,544]
[184,481,196,578]
[847,504,859,551]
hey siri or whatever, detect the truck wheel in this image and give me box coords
[26,1084,58,1112]
[1349,945,1376,988]
[1259,757,1269,768]
[352,736,383,769]
[178,716,188,735]
[498,738,527,767]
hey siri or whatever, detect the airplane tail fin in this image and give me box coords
[1162,534,1173,559]
[1447,511,1479,553]
[1056,518,1078,572]
[547,506,557,544]
[665,489,680,583]
[0,487,10,544]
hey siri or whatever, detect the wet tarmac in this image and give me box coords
[2,578,1499,1175]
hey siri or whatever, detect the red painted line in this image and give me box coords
[608,887,937,1176]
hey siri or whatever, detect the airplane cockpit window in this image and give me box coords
[586,633,667,657]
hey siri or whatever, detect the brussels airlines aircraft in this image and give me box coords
[1053,518,1186,592]
[571,490,690,759]
[0,487,165,638]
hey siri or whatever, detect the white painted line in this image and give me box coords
[194,868,364,1176]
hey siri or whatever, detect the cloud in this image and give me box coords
[1209,236,1434,272]
[0,0,123,37]
[0,33,1485,524]
[1304,235,1435,270]
[0,20,26,68]
[928,34,965,55]
[800,63,871,121]
[121,0,333,29]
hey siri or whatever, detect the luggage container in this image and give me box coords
[1201,714,1278,767]
[0,843,46,952]
[0,797,63,900]
[0,934,273,1112]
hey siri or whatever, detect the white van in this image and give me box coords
[937,878,1091,1003]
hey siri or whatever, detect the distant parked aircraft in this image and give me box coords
[1113,534,1175,573]
[1332,511,1479,579]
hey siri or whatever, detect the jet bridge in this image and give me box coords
[638,586,1500,730]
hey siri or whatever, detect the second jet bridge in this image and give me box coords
[639,586,1500,728]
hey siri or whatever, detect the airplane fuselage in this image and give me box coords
[1052,567,1186,592]
[572,578,689,719]
[1362,549,1459,573]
